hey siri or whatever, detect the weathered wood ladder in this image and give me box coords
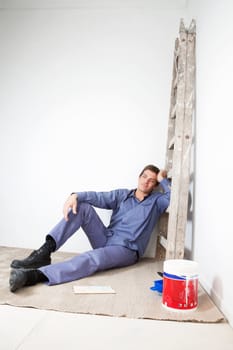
[156,19,196,260]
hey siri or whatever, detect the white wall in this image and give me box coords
[0,0,186,251]
[187,0,233,327]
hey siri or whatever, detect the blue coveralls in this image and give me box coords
[39,179,171,285]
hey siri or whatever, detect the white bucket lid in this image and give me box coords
[164,259,198,277]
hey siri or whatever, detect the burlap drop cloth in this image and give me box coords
[0,246,224,323]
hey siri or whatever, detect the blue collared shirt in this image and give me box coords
[77,178,171,257]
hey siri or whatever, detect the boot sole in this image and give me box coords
[10,260,51,269]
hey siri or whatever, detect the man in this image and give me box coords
[9,164,171,292]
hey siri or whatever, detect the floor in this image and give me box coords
[1,305,233,350]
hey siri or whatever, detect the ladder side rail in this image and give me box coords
[174,24,196,258]
[165,22,188,259]
[156,38,179,260]
[165,38,179,173]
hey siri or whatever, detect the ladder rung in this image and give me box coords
[168,136,175,149]
[170,105,176,119]
[158,234,167,249]
[173,74,178,89]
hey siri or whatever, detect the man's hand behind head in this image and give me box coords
[157,169,167,183]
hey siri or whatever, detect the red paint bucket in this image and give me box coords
[162,259,198,311]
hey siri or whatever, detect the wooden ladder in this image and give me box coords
[156,19,196,260]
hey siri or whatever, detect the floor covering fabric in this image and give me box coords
[0,246,224,323]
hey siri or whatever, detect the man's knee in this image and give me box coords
[78,202,93,212]
[77,202,95,219]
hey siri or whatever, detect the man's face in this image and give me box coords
[137,169,158,195]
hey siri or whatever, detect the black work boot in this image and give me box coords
[9,269,48,293]
[10,236,56,269]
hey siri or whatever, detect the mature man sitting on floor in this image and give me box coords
[9,164,171,292]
